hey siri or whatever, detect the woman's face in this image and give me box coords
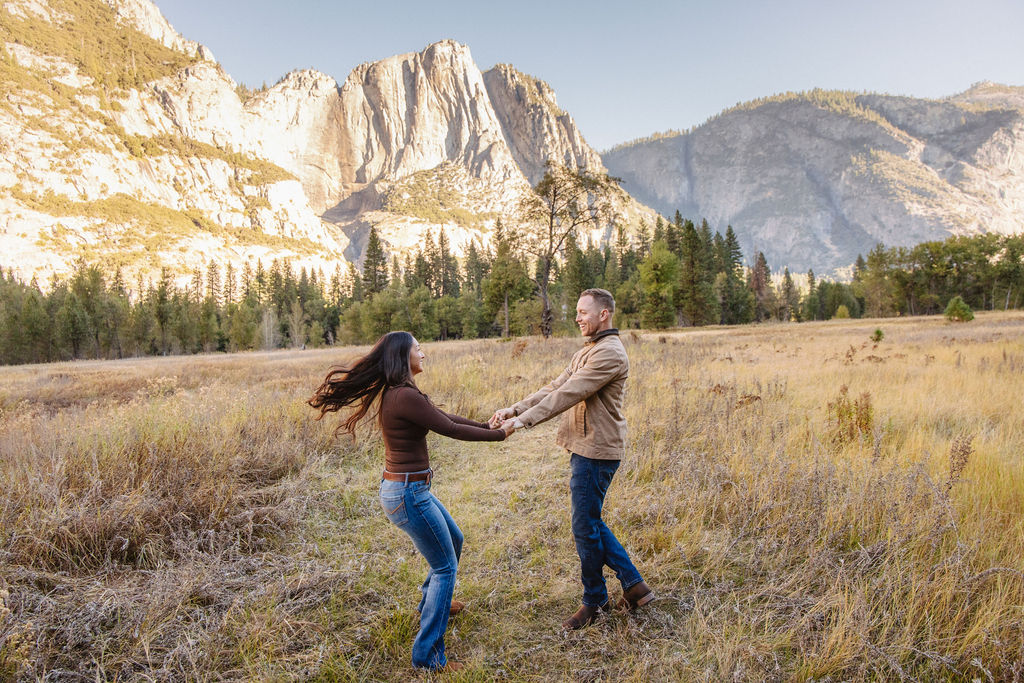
[409,337,425,375]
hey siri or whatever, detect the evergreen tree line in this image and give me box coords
[843,235,1024,318]
[2,222,1021,365]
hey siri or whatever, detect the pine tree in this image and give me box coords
[154,268,174,355]
[634,220,651,260]
[779,267,799,321]
[56,291,90,359]
[717,226,752,323]
[667,212,684,257]
[223,262,236,305]
[462,239,489,293]
[750,251,777,322]
[436,229,460,297]
[422,230,439,296]
[361,226,389,295]
[802,269,821,321]
[677,219,717,325]
[639,241,679,328]
[482,221,532,337]
[206,260,221,306]
[653,216,666,244]
[562,231,590,299]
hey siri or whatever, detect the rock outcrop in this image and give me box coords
[0,0,643,284]
[483,64,605,184]
[603,86,1024,273]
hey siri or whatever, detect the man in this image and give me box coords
[490,288,653,630]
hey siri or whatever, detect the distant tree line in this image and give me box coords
[1,223,1021,365]
[842,235,1024,318]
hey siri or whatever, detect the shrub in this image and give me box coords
[945,295,974,322]
[834,304,850,319]
[871,328,884,343]
[826,385,873,446]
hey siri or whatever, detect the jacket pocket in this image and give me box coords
[380,494,409,527]
[574,402,587,435]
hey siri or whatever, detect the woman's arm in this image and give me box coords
[399,388,506,441]
[442,410,491,429]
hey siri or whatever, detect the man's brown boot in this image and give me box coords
[617,580,654,611]
[561,600,610,630]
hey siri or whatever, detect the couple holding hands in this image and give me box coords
[309,288,654,673]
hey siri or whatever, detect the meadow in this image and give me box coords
[1,313,1023,681]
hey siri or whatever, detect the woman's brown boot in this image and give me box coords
[561,600,610,630]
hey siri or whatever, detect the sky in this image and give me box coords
[157,0,1024,151]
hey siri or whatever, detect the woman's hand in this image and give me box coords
[489,407,515,428]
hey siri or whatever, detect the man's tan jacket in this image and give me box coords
[511,329,628,460]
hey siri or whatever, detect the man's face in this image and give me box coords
[575,295,606,337]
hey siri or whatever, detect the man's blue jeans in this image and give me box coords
[570,453,643,607]
[379,476,462,670]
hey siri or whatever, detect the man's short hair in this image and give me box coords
[580,288,615,314]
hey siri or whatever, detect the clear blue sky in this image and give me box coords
[157,0,1024,151]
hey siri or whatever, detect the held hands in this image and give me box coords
[489,407,515,429]
[499,419,516,437]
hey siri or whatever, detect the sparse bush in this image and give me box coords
[826,384,874,446]
[871,327,884,342]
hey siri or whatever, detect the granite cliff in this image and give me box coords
[0,0,636,284]
[603,84,1024,273]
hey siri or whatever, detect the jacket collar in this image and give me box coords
[585,328,619,345]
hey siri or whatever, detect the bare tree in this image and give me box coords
[286,299,307,349]
[514,161,623,337]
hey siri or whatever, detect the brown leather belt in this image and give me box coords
[382,469,432,483]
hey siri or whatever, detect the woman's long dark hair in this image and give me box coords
[308,331,416,435]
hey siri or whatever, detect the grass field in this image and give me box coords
[1,313,1023,681]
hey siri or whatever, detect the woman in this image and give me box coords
[309,331,513,672]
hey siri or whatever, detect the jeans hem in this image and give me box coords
[621,577,644,591]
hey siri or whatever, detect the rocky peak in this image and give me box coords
[337,39,515,187]
[102,0,213,61]
[483,64,605,184]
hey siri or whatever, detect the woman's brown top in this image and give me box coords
[381,385,505,472]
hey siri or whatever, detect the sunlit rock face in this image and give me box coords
[604,83,1024,273]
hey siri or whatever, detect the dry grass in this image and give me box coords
[1,314,1023,680]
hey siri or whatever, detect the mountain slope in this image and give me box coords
[0,0,349,284]
[602,84,1024,273]
[0,0,649,284]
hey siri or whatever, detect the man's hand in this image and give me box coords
[499,419,517,437]
[489,407,514,428]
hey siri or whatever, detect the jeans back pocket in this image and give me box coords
[380,493,409,527]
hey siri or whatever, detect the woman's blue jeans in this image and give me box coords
[379,475,462,670]
[570,453,643,607]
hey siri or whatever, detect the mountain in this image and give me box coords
[0,0,647,286]
[602,83,1024,273]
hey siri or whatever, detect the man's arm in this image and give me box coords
[490,365,571,427]
[511,366,572,415]
[516,348,624,428]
